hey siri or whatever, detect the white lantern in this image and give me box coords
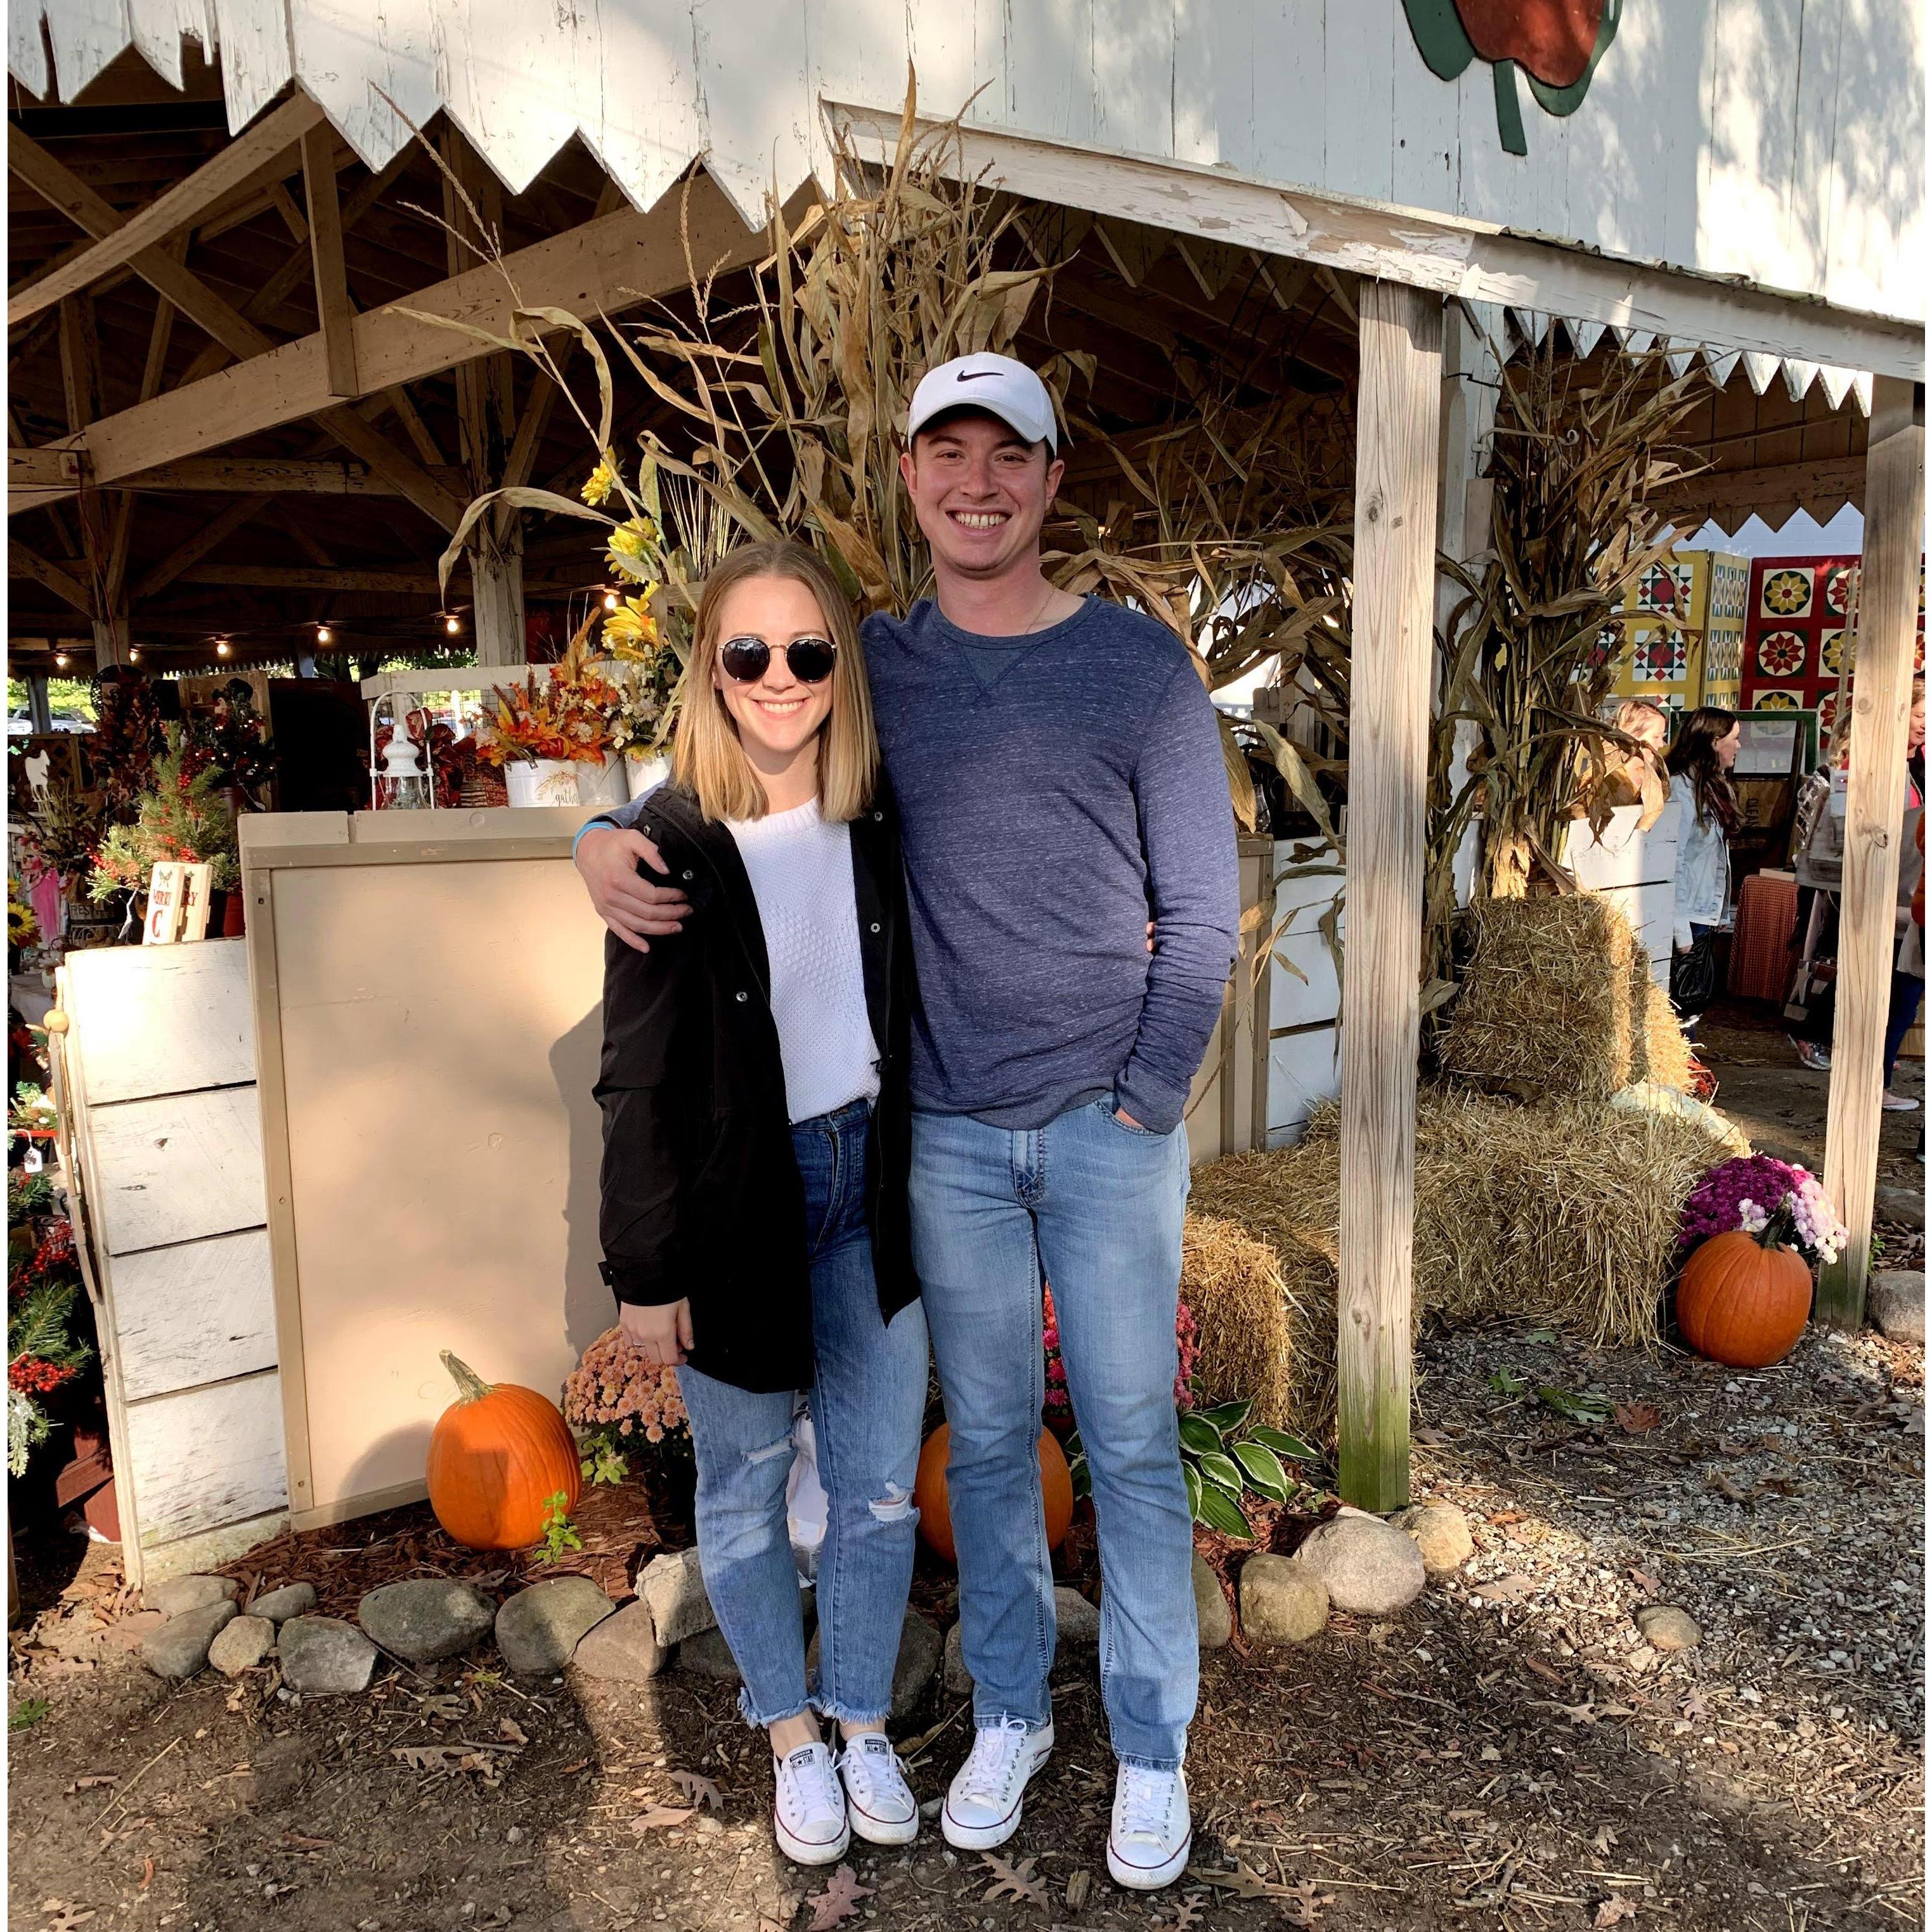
[368,694,433,810]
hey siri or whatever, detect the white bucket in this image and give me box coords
[504,759,581,806]
[575,753,629,807]
[625,754,671,801]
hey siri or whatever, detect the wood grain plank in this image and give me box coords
[1820,373,1922,1323]
[123,1371,288,1548]
[111,1229,277,1403]
[87,1086,267,1255]
[1337,280,1442,1513]
[64,938,255,1103]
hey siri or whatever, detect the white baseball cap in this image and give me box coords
[905,352,1059,452]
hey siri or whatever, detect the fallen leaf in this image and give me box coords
[1594,1898,1640,1926]
[1279,1878,1336,1926]
[1614,1401,1662,1434]
[555,1756,592,1775]
[805,1864,873,1930]
[981,1853,1047,1904]
[496,1717,528,1747]
[1414,1427,1453,1445]
[420,1694,466,1721]
[278,1834,333,1851]
[1707,1471,1752,1504]
[1522,1657,1566,1685]
[1165,1896,1209,1929]
[457,1753,503,1787]
[1593,1824,1619,1855]
[1188,1861,1271,1898]
[62,1777,116,1794]
[670,1768,722,1811]
[41,1905,96,1930]
[392,1746,465,1773]
[630,1806,696,1833]
[1629,1567,1659,1594]
[1470,1574,1536,1603]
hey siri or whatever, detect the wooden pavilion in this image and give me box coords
[8,1,1924,1512]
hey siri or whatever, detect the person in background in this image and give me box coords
[1664,705,1741,1034]
[1789,679,1924,1108]
[595,540,928,1867]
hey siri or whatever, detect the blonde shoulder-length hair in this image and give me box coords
[671,540,878,824]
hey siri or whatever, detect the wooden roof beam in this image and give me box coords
[48,174,791,496]
[10,538,93,615]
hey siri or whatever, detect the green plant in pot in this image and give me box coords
[87,726,240,911]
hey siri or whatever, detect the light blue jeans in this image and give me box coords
[911,1098,1196,1769]
[677,1101,929,1728]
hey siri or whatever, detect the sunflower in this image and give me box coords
[580,450,621,508]
[602,591,660,655]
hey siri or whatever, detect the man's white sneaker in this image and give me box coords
[838,1732,919,1846]
[940,1717,1053,1850]
[772,1742,850,1866]
[1107,1764,1191,1891]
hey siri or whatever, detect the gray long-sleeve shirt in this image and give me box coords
[589,594,1240,1136]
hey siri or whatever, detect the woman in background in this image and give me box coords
[1664,706,1741,1035]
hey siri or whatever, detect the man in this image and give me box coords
[576,353,1238,1888]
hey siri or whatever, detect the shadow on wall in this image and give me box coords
[552,999,613,1359]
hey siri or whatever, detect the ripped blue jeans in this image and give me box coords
[677,1100,928,1729]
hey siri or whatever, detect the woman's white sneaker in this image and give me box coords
[838,1733,919,1846]
[772,1741,850,1866]
[940,1717,1054,1850]
[1107,1764,1191,1890]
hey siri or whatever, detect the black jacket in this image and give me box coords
[595,782,919,1394]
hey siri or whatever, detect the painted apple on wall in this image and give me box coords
[1403,0,1621,155]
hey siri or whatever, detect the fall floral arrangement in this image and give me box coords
[88,725,240,903]
[561,1325,690,1486]
[479,626,621,769]
[8,1143,91,1476]
[1679,1154,1848,1268]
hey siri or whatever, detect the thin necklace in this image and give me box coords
[1021,580,1062,633]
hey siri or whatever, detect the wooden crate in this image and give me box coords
[53,940,288,1588]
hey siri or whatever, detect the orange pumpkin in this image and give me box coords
[912,1423,1073,1566]
[1676,1229,1814,1368]
[426,1350,582,1550]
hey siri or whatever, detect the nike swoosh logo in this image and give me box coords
[955,370,998,382]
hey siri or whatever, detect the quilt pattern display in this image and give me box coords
[1741,554,1926,719]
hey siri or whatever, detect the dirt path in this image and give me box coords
[10,1032,1922,1932]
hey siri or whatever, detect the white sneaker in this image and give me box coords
[772,1741,850,1866]
[838,1732,919,1846]
[1107,1763,1191,1891]
[940,1716,1053,1850]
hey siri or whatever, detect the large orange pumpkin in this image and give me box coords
[1676,1229,1814,1368]
[913,1424,1073,1566]
[426,1350,582,1550]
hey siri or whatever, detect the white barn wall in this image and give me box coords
[10,0,1921,324]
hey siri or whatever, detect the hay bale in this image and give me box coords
[1181,1215,1299,1431]
[1188,1091,1724,1443]
[1630,952,1695,1092]
[1437,895,1642,1100]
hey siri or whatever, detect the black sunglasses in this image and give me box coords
[719,634,838,685]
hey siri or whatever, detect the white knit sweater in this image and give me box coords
[726,798,881,1124]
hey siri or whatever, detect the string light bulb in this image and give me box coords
[129,647,141,663]
[216,638,232,658]
[602,591,619,613]
[316,624,333,645]
[53,651,68,669]
[444,613,461,635]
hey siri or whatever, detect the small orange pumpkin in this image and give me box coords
[1676,1228,1814,1368]
[913,1423,1073,1566]
[426,1350,582,1550]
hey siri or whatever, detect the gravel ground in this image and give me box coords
[10,1314,1921,1932]
[9,1021,1922,1931]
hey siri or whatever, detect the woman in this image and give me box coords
[596,540,926,1865]
[1665,705,1741,1032]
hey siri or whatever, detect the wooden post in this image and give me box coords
[1818,376,1924,1326]
[301,124,360,401]
[1339,280,1443,1512]
[27,673,53,732]
[470,512,527,667]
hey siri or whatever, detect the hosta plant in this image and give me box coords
[1066,1397,1318,1540]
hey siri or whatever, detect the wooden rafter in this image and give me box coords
[9,126,278,363]
[301,122,360,399]
[131,493,272,599]
[8,95,327,326]
[48,176,786,494]
[10,538,93,615]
